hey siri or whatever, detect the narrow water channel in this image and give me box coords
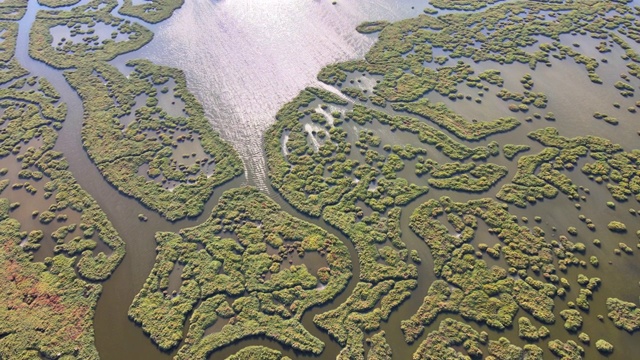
[13,0,428,359]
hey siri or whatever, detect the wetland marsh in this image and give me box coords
[1,0,640,359]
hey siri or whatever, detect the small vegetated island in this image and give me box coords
[1,0,639,359]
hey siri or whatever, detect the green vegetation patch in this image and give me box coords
[0,75,124,357]
[404,197,559,340]
[318,0,640,114]
[0,76,123,280]
[533,127,640,202]
[225,346,291,360]
[490,337,543,360]
[391,99,520,141]
[497,127,640,207]
[65,60,242,221]
[427,162,508,193]
[497,87,548,109]
[262,86,497,355]
[129,187,351,357]
[118,0,185,24]
[355,20,390,34]
[0,0,27,21]
[412,318,543,359]
[607,297,640,332]
[548,339,584,359]
[402,192,613,347]
[607,220,627,233]
[429,0,507,11]
[412,318,484,359]
[29,0,154,69]
[266,87,495,219]
[366,331,393,360]
[0,22,28,85]
[259,0,640,359]
[503,144,530,160]
[517,316,545,341]
[560,309,583,332]
[314,279,416,359]
[37,0,82,8]
[595,339,614,354]
[0,22,18,63]
[0,217,103,359]
[263,3,640,350]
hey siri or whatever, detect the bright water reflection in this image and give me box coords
[124,0,424,189]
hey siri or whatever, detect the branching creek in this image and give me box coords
[14,0,427,359]
[6,0,640,359]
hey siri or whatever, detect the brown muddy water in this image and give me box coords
[7,0,640,359]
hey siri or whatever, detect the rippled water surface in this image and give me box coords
[120,0,425,189]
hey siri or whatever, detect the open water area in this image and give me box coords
[4,0,640,359]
